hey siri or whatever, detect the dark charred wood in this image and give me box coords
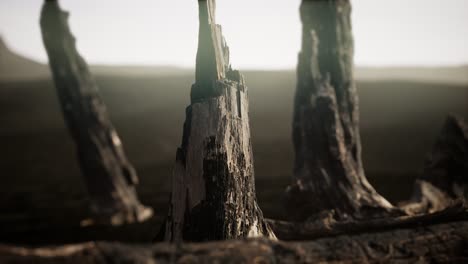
[402,115,468,214]
[160,0,275,242]
[287,0,398,221]
[40,0,152,224]
[274,114,468,240]
[2,220,468,263]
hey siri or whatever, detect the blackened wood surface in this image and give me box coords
[40,0,152,224]
[287,0,397,220]
[161,0,275,242]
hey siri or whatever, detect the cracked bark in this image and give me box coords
[286,0,398,221]
[40,0,152,224]
[277,0,467,240]
[2,220,467,263]
[159,0,275,242]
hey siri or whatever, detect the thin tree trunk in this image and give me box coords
[40,0,152,225]
[160,0,275,242]
[287,0,398,221]
[2,220,468,263]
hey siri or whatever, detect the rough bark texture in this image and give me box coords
[273,114,468,240]
[402,115,468,214]
[2,220,468,263]
[161,0,275,242]
[286,0,397,221]
[40,0,152,224]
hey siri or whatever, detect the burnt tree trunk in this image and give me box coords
[40,0,152,224]
[279,0,467,239]
[402,114,468,214]
[286,0,398,221]
[271,114,468,240]
[161,0,275,242]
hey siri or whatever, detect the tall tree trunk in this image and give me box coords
[40,0,152,225]
[286,0,399,221]
[161,0,275,242]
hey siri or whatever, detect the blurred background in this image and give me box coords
[0,0,467,244]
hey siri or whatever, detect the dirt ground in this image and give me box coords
[0,72,467,245]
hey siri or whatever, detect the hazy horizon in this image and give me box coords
[1,0,467,69]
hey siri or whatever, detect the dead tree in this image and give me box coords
[271,113,468,240]
[40,0,152,224]
[273,0,468,240]
[286,0,398,221]
[161,0,275,242]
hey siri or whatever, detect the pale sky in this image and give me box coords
[0,0,467,69]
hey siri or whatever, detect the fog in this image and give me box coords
[0,0,467,68]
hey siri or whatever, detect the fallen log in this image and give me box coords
[268,203,468,241]
[1,220,467,263]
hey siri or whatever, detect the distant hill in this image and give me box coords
[91,65,191,77]
[1,37,467,84]
[0,37,189,81]
[0,38,50,81]
[355,66,468,85]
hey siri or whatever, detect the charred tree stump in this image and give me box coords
[40,0,152,224]
[286,0,397,221]
[402,114,468,214]
[271,114,468,240]
[2,219,468,263]
[161,0,275,242]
